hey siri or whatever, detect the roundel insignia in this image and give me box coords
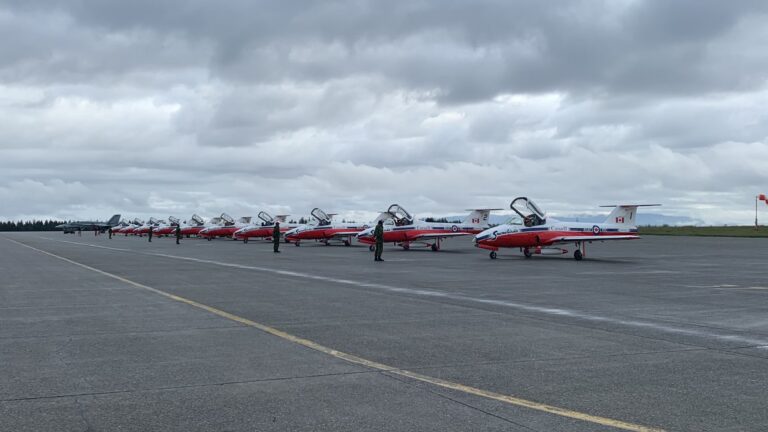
[592,225,601,235]
[451,225,459,232]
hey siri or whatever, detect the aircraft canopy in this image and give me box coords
[510,197,546,227]
[387,204,413,226]
[258,211,274,225]
[220,213,235,225]
[311,208,332,225]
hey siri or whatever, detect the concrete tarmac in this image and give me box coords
[2,232,767,431]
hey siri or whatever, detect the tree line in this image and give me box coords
[0,220,67,231]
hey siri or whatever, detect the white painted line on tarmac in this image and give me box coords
[37,236,768,349]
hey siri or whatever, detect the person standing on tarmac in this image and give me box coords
[374,219,384,262]
[273,222,281,253]
[108,227,113,239]
[148,225,153,242]
[175,224,181,245]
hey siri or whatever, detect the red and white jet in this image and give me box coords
[199,213,252,240]
[179,214,207,237]
[474,197,659,260]
[233,212,298,243]
[356,204,498,251]
[284,208,369,247]
[153,216,180,237]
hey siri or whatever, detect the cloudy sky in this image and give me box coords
[1,0,767,224]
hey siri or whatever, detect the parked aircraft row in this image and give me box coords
[66,198,658,261]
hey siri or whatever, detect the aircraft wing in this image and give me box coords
[410,232,471,240]
[549,235,639,244]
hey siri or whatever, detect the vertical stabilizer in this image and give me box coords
[601,204,660,226]
[463,209,500,228]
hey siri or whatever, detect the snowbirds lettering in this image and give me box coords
[356,204,498,251]
[474,197,659,260]
[284,208,369,247]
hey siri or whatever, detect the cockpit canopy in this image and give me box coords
[258,211,274,225]
[169,216,180,225]
[387,204,413,226]
[311,208,332,225]
[510,197,546,227]
[190,214,205,226]
[148,217,158,225]
[220,213,235,225]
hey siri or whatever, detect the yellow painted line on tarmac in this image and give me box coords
[7,237,665,432]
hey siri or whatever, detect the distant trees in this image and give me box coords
[0,220,66,231]
[423,217,449,223]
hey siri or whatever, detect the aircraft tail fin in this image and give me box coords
[107,214,121,226]
[601,204,660,226]
[462,208,500,228]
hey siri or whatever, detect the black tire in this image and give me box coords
[402,244,410,251]
[431,244,439,252]
[369,245,375,252]
[344,240,351,247]
[574,249,583,261]
[207,237,212,241]
[243,238,248,244]
[294,241,300,247]
[490,251,497,260]
[523,248,533,258]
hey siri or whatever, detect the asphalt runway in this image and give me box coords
[2,232,767,431]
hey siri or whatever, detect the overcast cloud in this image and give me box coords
[1,0,767,224]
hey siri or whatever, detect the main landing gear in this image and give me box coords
[489,251,497,260]
[523,247,533,258]
[573,242,585,261]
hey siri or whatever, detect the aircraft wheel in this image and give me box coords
[243,238,248,244]
[294,241,301,247]
[574,249,583,261]
[431,244,439,252]
[369,245,375,252]
[523,248,533,258]
[490,251,497,260]
[344,240,351,247]
[207,237,212,241]
[402,244,410,251]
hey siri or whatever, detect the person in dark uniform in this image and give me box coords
[108,227,113,239]
[175,224,181,245]
[374,220,384,262]
[148,226,153,242]
[273,222,281,253]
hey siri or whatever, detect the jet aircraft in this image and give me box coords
[56,214,121,234]
[356,204,498,251]
[199,213,252,240]
[284,208,369,246]
[179,214,207,237]
[233,212,298,243]
[474,197,659,260]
